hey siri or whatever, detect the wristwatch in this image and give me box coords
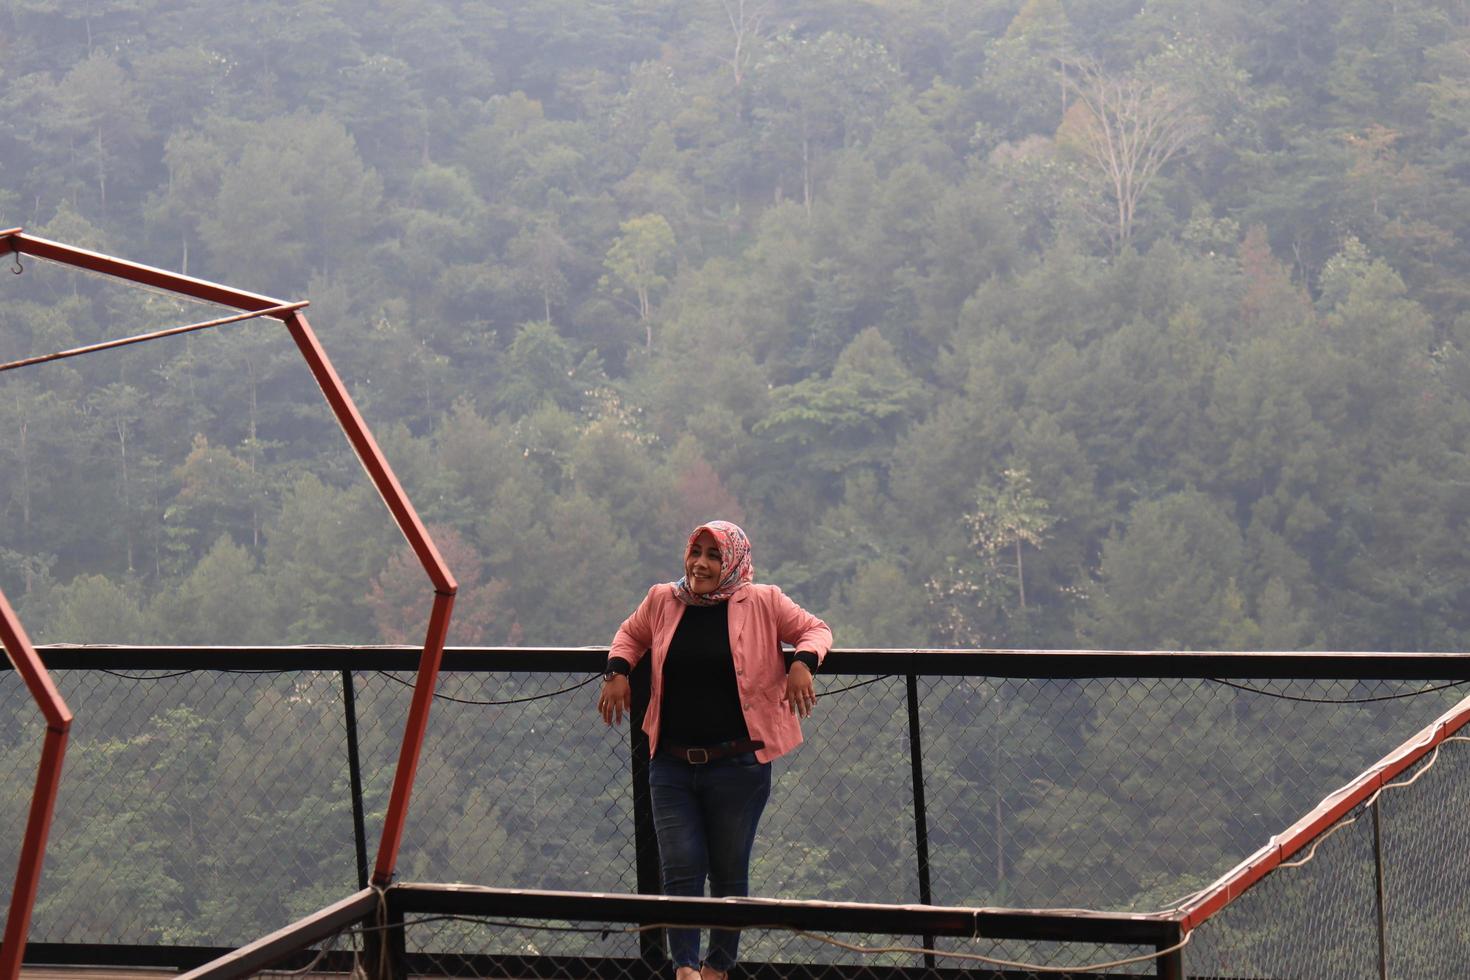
[603,667,624,682]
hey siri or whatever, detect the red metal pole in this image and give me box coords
[276,311,458,885]
[0,587,72,980]
[3,231,287,314]
[1176,693,1470,933]
[279,311,455,594]
[372,590,455,886]
[0,302,309,374]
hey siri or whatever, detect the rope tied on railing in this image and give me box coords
[351,909,1194,975]
[1206,676,1470,704]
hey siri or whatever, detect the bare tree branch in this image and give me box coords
[720,0,774,87]
[1062,57,1205,248]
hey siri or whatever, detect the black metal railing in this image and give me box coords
[4,646,1470,973]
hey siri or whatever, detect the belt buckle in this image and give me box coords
[685,747,710,764]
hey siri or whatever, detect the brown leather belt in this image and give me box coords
[662,739,764,764]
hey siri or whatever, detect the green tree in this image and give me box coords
[979,0,1076,139]
[601,213,677,345]
[569,416,664,572]
[150,535,276,644]
[131,45,226,133]
[32,711,197,942]
[197,113,383,291]
[928,467,1056,646]
[507,215,575,325]
[86,383,154,574]
[0,376,75,560]
[755,327,928,484]
[43,573,149,643]
[965,466,1055,614]
[43,50,150,210]
[384,162,488,313]
[1084,490,1252,649]
[164,434,270,568]
[262,475,397,643]
[496,320,579,417]
[429,399,526,524]
[824,558,929,647]
[144,126,228,275]
[751,32,904,213]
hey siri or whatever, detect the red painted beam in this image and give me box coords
[280,311,454,594]
[175,888,378,980]
[373,590,456,886]
[0,587,72,980]
[1176,693,1470,933]
[278,309,457,885]
[3,231,287,313]
[0,302,309,374]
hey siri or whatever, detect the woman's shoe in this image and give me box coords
[700,965,729,980]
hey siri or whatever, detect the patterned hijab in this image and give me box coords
[673,520,754,606]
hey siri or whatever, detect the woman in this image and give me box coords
[598,520,832,980]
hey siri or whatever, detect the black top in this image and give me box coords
[658,602,750,747]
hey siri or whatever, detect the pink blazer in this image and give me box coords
[609,583,833,763]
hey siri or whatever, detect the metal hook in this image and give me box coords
[9,250,21,275]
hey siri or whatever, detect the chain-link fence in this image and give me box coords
[4,647,1470,971]
[384,884,1177,980]
[1183,705,1470,978]
[230,883,1183,980]
[1,664,362,946]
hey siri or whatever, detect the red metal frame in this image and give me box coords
[0,588,72,980]
[1175,692,1470,934]
[0,301,309,373]
[0,230,456,975]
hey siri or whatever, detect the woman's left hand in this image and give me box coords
[785,661,816,718]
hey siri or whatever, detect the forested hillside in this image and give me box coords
[3,0,1470,651]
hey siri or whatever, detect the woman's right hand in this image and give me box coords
[599,675,631,725]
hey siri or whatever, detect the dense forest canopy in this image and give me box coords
[3,0,1470,651]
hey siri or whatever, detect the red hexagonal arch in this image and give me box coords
[0,229,457,979]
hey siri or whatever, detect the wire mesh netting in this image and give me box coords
[912,674,1464,914]
[4,659,1470,958]
[235,896,1173,980]
[1183,797,1382,978]
[1375,735,1470,973]
[1,666,361,945]
[395,912,1164,980]
[1184,734,1470,978]
[362,670,635,893]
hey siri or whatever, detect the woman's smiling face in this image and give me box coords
[685,531,723,595]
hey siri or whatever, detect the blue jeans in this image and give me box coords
[649,750,773,971]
